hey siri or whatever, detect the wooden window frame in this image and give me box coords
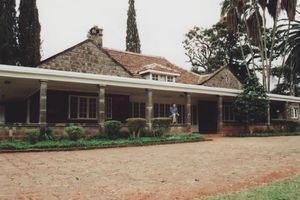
[68,95,98,120]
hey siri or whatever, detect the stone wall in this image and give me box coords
[222,123,292,136]
[38,41,132,77]
[0,124,101,141]
[203,68,243,89]
[0,124,191,141]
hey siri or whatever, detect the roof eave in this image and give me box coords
[1,64,300,103]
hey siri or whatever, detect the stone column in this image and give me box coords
[26,100,31,124]
[39,80,47,126]
[267,101,271,126]
[146,89,153,131]
[217,96,223,134]
[98,85,106,128]
[284,102,289,120]
[185,93,192,131]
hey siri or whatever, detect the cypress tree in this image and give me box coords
[0,0,18,65]
[126,0,141,53]
[18,0,41,67]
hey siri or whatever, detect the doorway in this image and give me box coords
[198,101,217,133]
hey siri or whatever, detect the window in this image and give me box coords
[167,76,174,82]
[223,104,236,122]
[152,74,159,81]
[69,96,97,120]
[290,106,299,119]
[69,95,112,120]
[154,103,171,118]
[177,105,186,124]
[131,102,146,118]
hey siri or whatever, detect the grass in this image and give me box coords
[0,133,203,150]
[201,175,300,200]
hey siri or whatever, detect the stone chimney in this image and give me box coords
[87,26,103,48]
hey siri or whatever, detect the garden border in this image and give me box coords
[0,138,212,154]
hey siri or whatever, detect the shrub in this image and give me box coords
[119,127,130,138]
[39,127,53,140]
[141,127,154,137]
[64,125,84,141]
[104,120,122,139]
[287,121,300,132]
[152,117,172,136]
[153,128,165,137]
[126,118,147,138]
[152,117,172,128]
[24,129,40,144]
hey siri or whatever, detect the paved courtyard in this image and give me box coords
[1,136,300,200]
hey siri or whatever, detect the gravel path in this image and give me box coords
[0,136,300,200]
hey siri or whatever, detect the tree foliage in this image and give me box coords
[183,22,250,74]
[126,0,141,53]
[220,0,298,92]
[0,0,18,65]
[274,6,300,96]
[18,0,41,67]
[234,76,269,124]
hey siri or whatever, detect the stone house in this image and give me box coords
[0,26,300,139]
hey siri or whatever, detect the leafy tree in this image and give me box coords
[183,22,251,74]
[18,0,41,67]
[276,17,300,96]
[126,0,141,53]
[234,76,269,133]
[220,0,298,92]
[0,0,18,65]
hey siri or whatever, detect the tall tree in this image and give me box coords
[18,0,41,67]
[0,0,18,65]
[126,0,141,53]
[183,22,251,74]
[276,14,300,95]
[220,0,297,92]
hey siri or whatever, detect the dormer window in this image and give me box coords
[138,63,180,83]
[167,76,174,82]
[152,74,159,81]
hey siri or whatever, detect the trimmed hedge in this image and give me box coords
[104,120,122,139]
[65,125,84,141]
[126,118,147,138]
[24,129,40,144]
[152,117,172,136]
[152,117,172,128]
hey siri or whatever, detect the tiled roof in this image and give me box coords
[138,63,180,75]
[37,40,204,85]
[103,48,202,84]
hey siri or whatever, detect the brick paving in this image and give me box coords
[0,136,300,200]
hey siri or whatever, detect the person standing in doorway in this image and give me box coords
[170,104,179,124]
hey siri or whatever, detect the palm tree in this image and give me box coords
[220,0,298,92]
[277,19,300,95]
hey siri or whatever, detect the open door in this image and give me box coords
[198,101,217,133]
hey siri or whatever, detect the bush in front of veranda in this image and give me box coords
[126,118,147,138]
[104,120,122,139]
[152,117,172,136]
[24,129,40,144]
[64,125,84,141]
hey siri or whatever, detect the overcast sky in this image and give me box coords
[35,0,222,70]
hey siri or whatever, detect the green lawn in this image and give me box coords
[0,133,203,150]
[201,175,300,200]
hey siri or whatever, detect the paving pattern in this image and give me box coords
[0,136,300,200]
